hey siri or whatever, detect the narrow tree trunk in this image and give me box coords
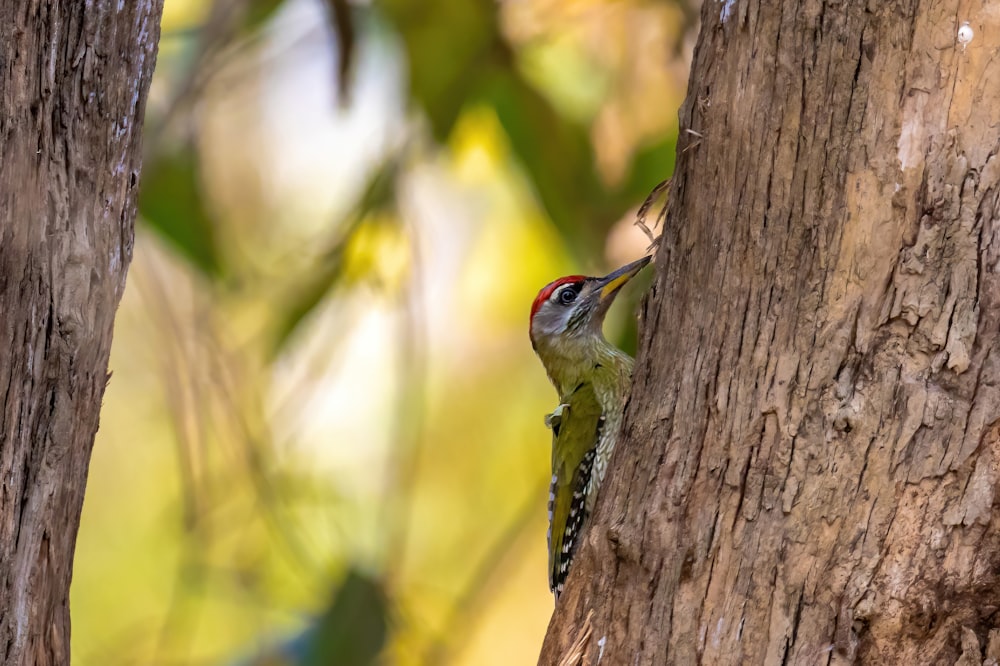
[0,3,163,664]
[542,1,1000,664]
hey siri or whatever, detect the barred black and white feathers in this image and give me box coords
[549,448,596,596]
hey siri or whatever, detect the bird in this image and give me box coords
[529,255,651,598]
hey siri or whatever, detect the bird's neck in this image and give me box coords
[538,336,634,401]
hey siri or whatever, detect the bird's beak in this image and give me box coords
[595,255,652,305]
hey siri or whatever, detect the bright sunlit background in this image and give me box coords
[72,0,692,663]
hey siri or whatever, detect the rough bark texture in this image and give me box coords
[0,3,162,664]
[541,1,1000,664]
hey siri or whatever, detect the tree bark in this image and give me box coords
[0,3,163,664]
[541,1,1000,664]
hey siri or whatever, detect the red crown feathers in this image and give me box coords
[530,275,585,321]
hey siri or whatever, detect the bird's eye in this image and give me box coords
[557,287,577,305]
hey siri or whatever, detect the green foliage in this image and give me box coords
[618,136,677,211]
[239,570,388,665]
[268,218,361,356]
[242,0,288,33]
[270,161,399,355]
[479,69,606,258]
[376,0,675,261]
[378,0,501,141]
[300,570,388,666]
[139,145,221,276]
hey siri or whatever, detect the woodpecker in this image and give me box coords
[529,255,651,597]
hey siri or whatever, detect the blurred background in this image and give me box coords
[72,0,694,663]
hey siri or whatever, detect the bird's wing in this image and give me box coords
[547,382,604,596]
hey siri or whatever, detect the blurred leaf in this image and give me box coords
[611,281,652,359]
[320,0,356,103]
[139,145,221,276]
[239,569,388,666]
[615,135,678,208]
[270,217,362,356]
[377,0,504,140]
[481,69,608,259]
[299,570,388,666]
[270,162,398,355]
[243,0,286,33]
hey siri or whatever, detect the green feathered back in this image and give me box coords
[546,382,604,595]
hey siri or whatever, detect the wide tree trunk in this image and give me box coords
[0,3,163,664]
[541,1,1000,664]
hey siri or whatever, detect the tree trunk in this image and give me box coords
[0,3,163,664]
[541,1,1000,664]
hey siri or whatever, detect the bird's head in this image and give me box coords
[529,256,651,357]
